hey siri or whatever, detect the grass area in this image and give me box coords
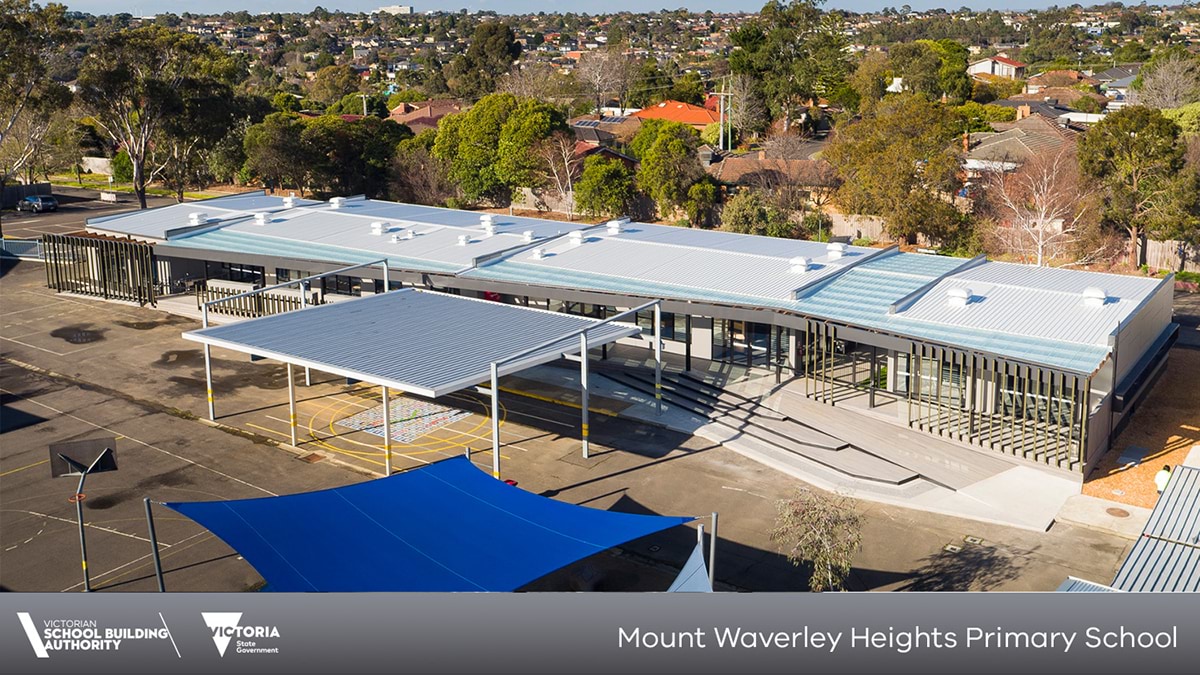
[47,174,223,201]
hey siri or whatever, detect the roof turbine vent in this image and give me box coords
[403,229,415,240]
[826,242,847,260]
[480,213,495,227]
[606,217,630,235]
[188,212,208,225]
[329,197,345,209]
[370,221,386,235]
[522,230,534,243]
[253,212,268,225]
[1083,286,1108,308]
[389,233,401,244]
[529,247,545,260]
[282,195,295,208]
[789,256,811,273]
[483,222,497,237]
[457,234,470,246]
[947,287,972,308]
[569,230,585,247]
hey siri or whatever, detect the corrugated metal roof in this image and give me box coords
[85,192,321,240]
[895,262,1162,348]
[283,199,577,240]
[182,289,640,398]
[1112,466,1200,592]
[1056,577,1120,592]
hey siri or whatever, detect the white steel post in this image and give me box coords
[490,363,501,479]
[287,363,297,447]
[709,511,718,588]
[300,280,311,386]
[654,302,663,415]
[382,385,392,475]
[202,303,215,421]
[580,332,590,459]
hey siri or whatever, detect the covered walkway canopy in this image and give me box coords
[164,456,693,592]
[183,286,655,477]
[1112,465,1200,592]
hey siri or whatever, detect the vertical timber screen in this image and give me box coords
[43,234,156,306]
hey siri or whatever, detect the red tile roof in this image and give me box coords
[630,100,719,127]
[990,55,1027,68]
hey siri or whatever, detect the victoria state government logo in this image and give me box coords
[201,612,281,656]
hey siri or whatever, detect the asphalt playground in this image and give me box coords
[1,258,1139,593]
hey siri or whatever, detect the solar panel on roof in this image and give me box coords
[599,115,627,124]
[574,120,600,128]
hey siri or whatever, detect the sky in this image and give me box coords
[61,1,1067,17]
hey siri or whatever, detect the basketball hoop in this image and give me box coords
[68,493,86,503]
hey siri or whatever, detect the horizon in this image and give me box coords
[59,1,1093,17]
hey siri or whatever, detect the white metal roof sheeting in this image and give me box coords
[289,199,576,239]
[1056,577,1120,592]
[85,192,321,240]
[517,228,871,302]
[894,261,1164,347]
[613,222,877,259]
[1112,466,1200,592]
[182,289,640,398]
[221,210,549,270]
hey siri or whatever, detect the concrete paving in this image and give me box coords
[1,186,176,240]
[1,259,1138,591]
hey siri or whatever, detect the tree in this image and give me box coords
[1163,102,1200,136]
[303,115,410,197]
[77,26,231,208]
[535,131,581,219]
[920,39,972,103]
[727,73,769,138]
[496,98,569,201]
[666,71,706,106]
[575,48,632,113]
[149,80,245,202]
[444,22,521,101]
[390,130,457,206]
[1079,106,1190,265]
[888,42,942,98]
[327,92,388,117]
[848,50,891,112]
[721,189,793,237]
[984,147,1093,266]
[824,93,964,243]
[634,120,703,217]
[1132,50,1200,110]
[0,1,73,189]
[574,155,635,218]
[111,149,133,183]
[243,112,312,194]
[730,1,850,131]
[273,92,302,113]
[771,488,863,592]
[685,177,719,227]
[498,63,563,101]
[307,65,360,107]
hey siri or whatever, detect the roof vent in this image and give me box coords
[188,212,208,225]
[826,242,847,260]
[403,229,415,240]
[480,213,495,227]
[569,230,585,247]
[329,197,345,209]
[529,247,545,260]
[606,217,629,234]
[522,230,534,243]
[948,287,972,308]
[789,256,811,273]
[1083,286,1107,308]
[370,221,386,235]
[389,233,401,244]
[282,195,295,208]
[457,234,470,246]
[483,222,497,237]
[253,212,268,225]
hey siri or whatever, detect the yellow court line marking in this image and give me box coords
[498,386,621,417]
[310,388,500,452]
[0,459,49,477]
[245,423,292,441]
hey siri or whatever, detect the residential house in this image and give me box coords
[962,113,1078,176]
[967,55,1028,80]
[1025,70,1100,95]
[388,99,465,134]
[630,100,720,131]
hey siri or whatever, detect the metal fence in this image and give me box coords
[197,282,323,319]
[43,233,156,306]
[0,238,43,260]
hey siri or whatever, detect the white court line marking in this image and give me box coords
[2,510,165,545]
[0,388,277,497]
[0,336,93,358]
[60,530,211,592]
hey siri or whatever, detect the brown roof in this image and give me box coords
[1008,87,1108,108]
[388,99,463,126]
[706,156,839,187]
[967,115,1077,164]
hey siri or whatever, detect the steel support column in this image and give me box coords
[382,386,392,475]
[490,363,501,479]
[287,363,297,447]
[580,332,590,459]
[654,303,663,415]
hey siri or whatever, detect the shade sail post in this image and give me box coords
[202,303,215,420]
[490,362,501,479]
[580,332,590,459]
[709,511,718,589]
[287,363,297,447]
[382,385,392,475]
[144,498,165,593]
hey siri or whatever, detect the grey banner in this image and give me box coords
[1,593,1196,674]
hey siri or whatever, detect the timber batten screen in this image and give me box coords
[43,234,156,306]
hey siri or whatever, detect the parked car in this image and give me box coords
[15,195,58,213]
